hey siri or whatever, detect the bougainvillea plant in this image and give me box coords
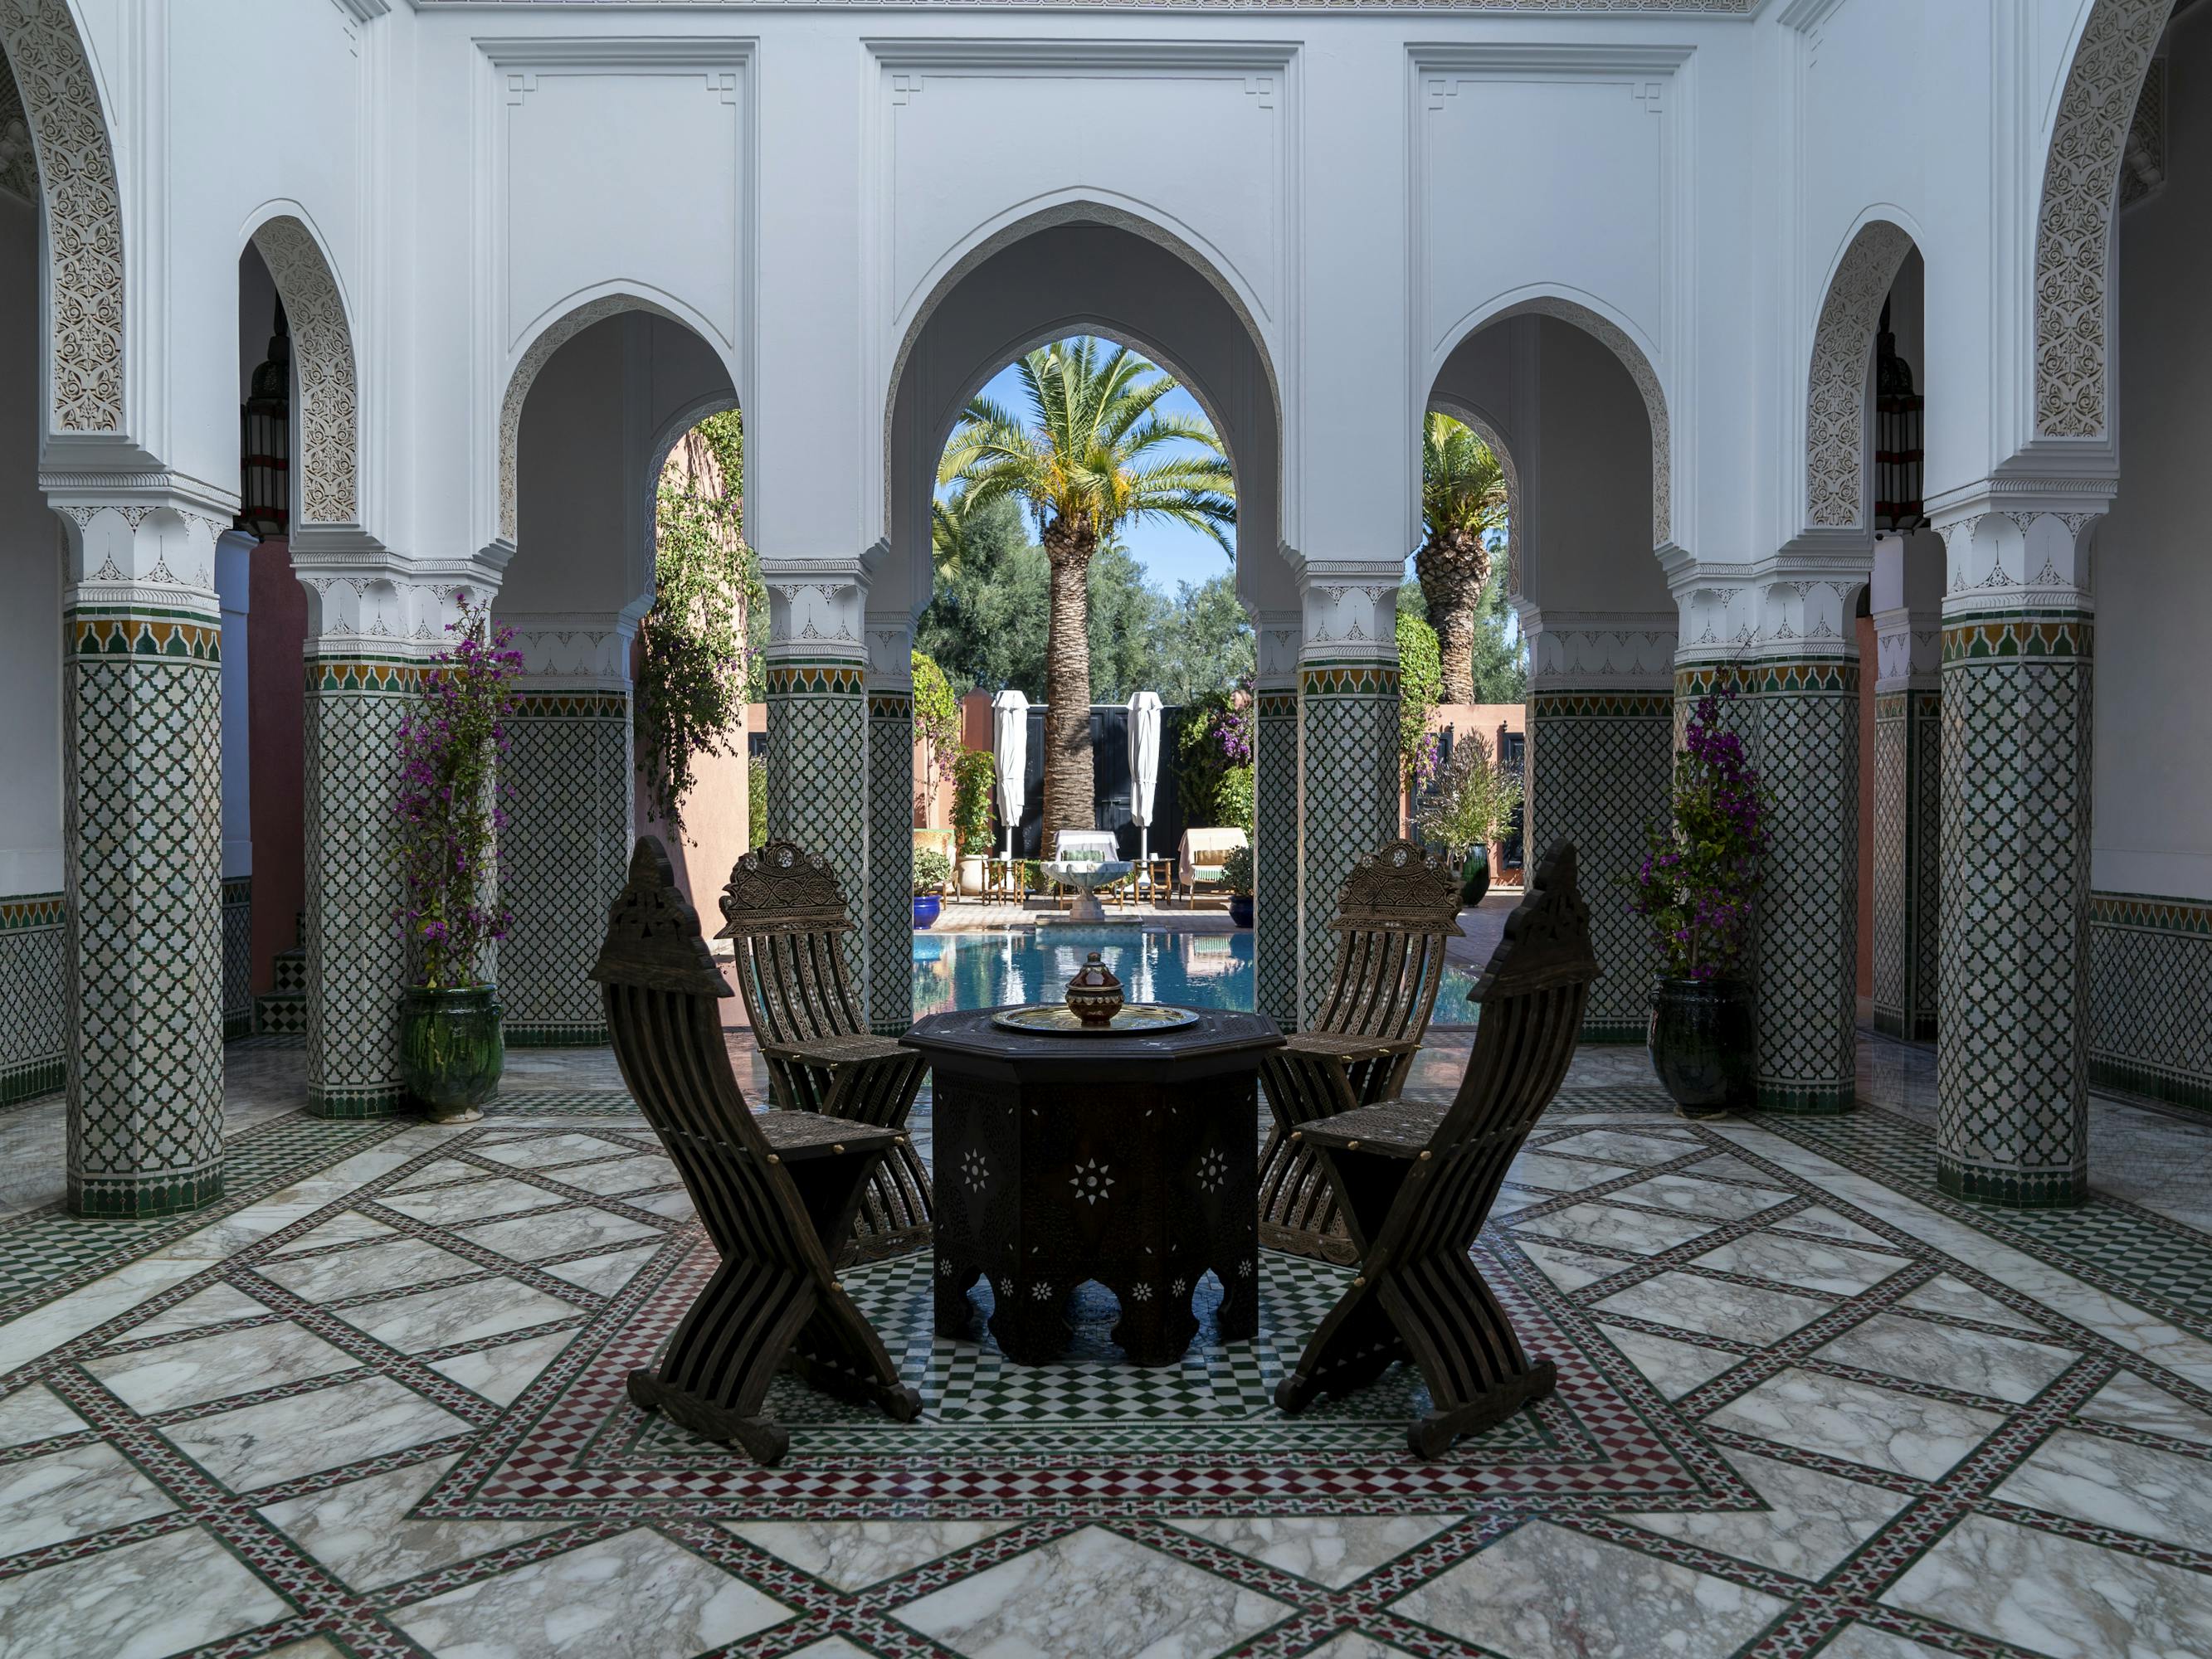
[1629,688,1767,981]
[394,598,523,989]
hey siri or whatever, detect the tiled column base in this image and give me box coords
[1254,685,1298,1032]
[766,660,869,990]
[0,893,66,1105]
[1937,610,2093,1206]
[866,689,914,1036]
[1525,691,1672,1041]
[1678,659,1858,1115]
[501,693,631,1046]
[305,658,421,1119]
[2089,893,2212,1112]
[221,878,253,1041]
[66,610,226,1215]
[1872,689,1940,1041]
[1297,662,1399,1029]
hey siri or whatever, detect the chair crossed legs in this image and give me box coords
[592,838,921,1465]
[1274,843,1597,1457]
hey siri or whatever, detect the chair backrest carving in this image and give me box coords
[591,838,825,1278]
[1312,839,1465,1044]
[717,839,865,1048]
[1435,839,1598,1156]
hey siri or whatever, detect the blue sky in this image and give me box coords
[964,357,1241,595]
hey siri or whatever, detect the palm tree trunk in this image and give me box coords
[1040,515,1097,843]
[1415,529,1489,704]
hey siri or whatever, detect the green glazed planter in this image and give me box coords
[400,985,504,1122]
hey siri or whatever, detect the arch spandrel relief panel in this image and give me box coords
[1805,218,1915,531]
[251,215,358,528]
[0,2,124,434]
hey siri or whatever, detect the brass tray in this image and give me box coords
[990,1004,1201,1037]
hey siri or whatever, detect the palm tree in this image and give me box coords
[939,338,1235,839]
[1416,412,1509,704]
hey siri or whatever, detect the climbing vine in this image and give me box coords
[636,408,763,831]
[913,651,962,788]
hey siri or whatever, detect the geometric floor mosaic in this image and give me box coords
[4,1052,2212,1657]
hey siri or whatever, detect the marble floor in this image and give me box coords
[2,1034,2211,1658]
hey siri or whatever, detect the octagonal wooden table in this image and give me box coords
[902,1005,1283,1366]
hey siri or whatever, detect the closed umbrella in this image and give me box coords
[1127,690,1162,865]
[991,689,1030,861]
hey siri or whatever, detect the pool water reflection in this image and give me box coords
[912,927,1479,1025]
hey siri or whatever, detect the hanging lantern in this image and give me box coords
[238,299,291,540]
[1873,302,1924,533]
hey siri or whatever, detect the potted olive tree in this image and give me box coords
[1416,732,1523,906]
[1221,844,1255,929]
[914,848,952,929]
[1629,688,1767,1120]
[393,601,521,1123]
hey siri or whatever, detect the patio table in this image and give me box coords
[903,1005,1282,1365]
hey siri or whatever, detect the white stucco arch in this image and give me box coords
[498,285,735,545]
[1804,213,1921,532]
[2034,0,2177,441]
[0,0,124,435]
[242,207,358,530]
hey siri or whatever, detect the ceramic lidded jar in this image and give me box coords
[1065,952,1124,1027]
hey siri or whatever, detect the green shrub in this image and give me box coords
[1220,844,1254,897]
[914,848,953,895]
[953,748,996,855]
[746,756,767,849]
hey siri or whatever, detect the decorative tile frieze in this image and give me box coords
[0,890,65,1107]
[1936,601,2093,1208]
[1525,691,1670,1041]
[64,609,226,1215]
[2088,891,2212,1113]
[1673,654,1859,1114]
[766,663,865,695]
[304,655,417,1120]
[1871,690,1940,1041]
[500,695,631,1048]
[867,688,914,1036]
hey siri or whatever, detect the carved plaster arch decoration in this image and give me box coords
[1805,217,1917,529]
[1490,295,1670,547]
[1425,393,1522,601]
[2034,0,2176,439]
[884,197,1285,542]
[248,213,358,527]
[0,0,124,432]
[498,292,697,543]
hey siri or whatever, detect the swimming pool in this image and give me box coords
[912,927,1481,1024]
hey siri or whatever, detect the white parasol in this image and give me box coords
[1127,690,1162,864]
[991,689,1030,860]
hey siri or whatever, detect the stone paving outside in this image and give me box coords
[2,956,2211,1657]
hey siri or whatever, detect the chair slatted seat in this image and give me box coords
[591,838,921,1465]
[1274,842,1597,1458]
[716,840,932,1264]
[1257,839,1464,1263]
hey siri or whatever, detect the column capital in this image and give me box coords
[497,609,639,693]
[1928,502,2101,622]
[1251,609,1300,692]
[864,612,915,693]
[294,536,503,660]
[56,495,229,620]
[1664,551,1869,666]
[1291,555,1401,666]
[761,553,870,665]
[1519,606,1676,693]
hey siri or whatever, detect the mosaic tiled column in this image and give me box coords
[1253,616,1300,1032]
[761,568,870,995]
[58,503,227,1215]
[1674,653,1859,1114]
[1522,615,1676,1042]
[0,894,67,1106]
[303,654,421,1118]
[495,619,636,1047]
[1933,506,2096,1208]
[1871,580,1941,1041]
[1295,571,1401,1028]
[865,621,914,1036]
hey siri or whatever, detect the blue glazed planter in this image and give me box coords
[913,895,942,930]
[1228,895,1255,929]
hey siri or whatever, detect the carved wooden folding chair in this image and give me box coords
[716,840,932,1264]
[1258,839,1464,1263]
[591,838,922,1465]
[1274,842,1596,1458]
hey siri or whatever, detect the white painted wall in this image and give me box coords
[2093,1,2212,902]
[0,187,61,897]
